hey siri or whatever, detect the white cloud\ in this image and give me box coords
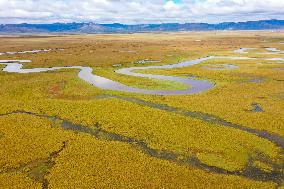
[0,0,283,24]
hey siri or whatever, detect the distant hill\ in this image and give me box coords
[0,19,284,33]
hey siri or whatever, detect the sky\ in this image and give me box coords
[0,0,283,24]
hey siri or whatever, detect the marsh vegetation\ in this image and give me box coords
[0,32,283,188]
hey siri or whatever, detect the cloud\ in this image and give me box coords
[0,0,283,24]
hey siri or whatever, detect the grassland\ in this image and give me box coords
[0,31,283,188]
